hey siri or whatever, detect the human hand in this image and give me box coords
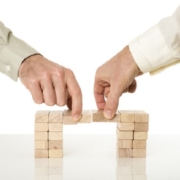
[18,55,82,121]
[94,46,142,119]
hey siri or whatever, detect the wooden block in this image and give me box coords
[35,132,48,140]
[134,132,148,140]
[35,111,49,123]
[49,132,63,140]
[117,128,133,140]
[134,123,148,132]
[118,149,133,158]
[133,140,146,149]
[133,175,147,180]
[134,111,149,122]
[49,123,63,132]
[63,110,77,124]
[92,110,120,122]
[35,123,48,132]
[49,140,63,149]
[49,111,63,123]
[119,110,135,123]
[133,149,146,158]
[35,150,48,158]
[35,141,49,149]
[117,139,132,149]
[78,110,91,123]
[117,122,134,131]
[49,149,63,158]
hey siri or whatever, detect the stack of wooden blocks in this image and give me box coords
[34,110,149,158]
[117,111,149,158]
[35,111,63,158]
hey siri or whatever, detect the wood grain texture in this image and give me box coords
[117,128,133,140]
[35,141,49,149]
[92,110,120,122]
[117,139,133,149]
[49,140,63,149]
[134,123,148,132]
[35,150,48,158]
[133,149,146,158]
[118,149,133,158]
[119,110,135,123]
[134,132,148,140]
[35,111,49,123]
[35,123,48,132]
[133,140,146,149]
[49,132,63,140]
[134,111,149,122]
[62,110,77,125]
[35,132,48,141]
[49,111,63,122]
[49,123,63,132]
[117,122,134,131]
[78,110,91,123]
[49,149,63,158]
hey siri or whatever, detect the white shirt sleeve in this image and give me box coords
[129,6,180,75]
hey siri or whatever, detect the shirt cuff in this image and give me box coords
[0,33,39,81]
[129,24,178,74]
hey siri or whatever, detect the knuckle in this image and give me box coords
[66,68,75,77]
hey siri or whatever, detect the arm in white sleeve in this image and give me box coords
[129,6,180,74]
[0,21,39,81]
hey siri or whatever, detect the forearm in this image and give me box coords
[129,6,180,74]
[0,21,39,81]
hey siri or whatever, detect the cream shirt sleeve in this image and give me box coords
[129,6,180,75]
[0,21,39,81]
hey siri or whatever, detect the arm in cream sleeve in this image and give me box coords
[0,21,38,81]
[129,6,180,74]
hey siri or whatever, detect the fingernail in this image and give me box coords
[73,114,81,122]
[104,110,113,119]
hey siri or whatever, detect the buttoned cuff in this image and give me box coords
[0,33,39,81]
[129,25,178,74]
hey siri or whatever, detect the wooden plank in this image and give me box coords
[35,123,48,132]
[35,132,48,141]
[49,149,63,158]
[49,111,63,123]
[117,139,133,149]
[35,150,48,158]
[49,123,63,132]
[117,123,134,131]
[49,140,63,149]
[78,110,91,123]
[134,111,149,122]
[118,149,133,158]
[134,123,148,132]
[35,141,48,149]
[49,132,63,140]
[92,110,120,122]
[117,128,133,140]
[133,149,146,158]
[133,140,146,149]
[63,110,77,125]
[134,132,148,140]
[119,110,135,123]
[35,111,49,123]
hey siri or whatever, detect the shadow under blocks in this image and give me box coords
[34,110,149,158]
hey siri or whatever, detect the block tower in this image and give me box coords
[35,111,63,158]
[117,110,149,158]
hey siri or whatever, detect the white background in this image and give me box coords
[0,0,179,134]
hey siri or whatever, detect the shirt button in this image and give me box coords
[6,65,11,72]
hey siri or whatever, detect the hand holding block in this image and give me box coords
[63,110,77,124]
[134,123,148,132]
[35,111,49,123]
[119,110,135,123]
[49,111,63,122]
[92,110,120,122]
